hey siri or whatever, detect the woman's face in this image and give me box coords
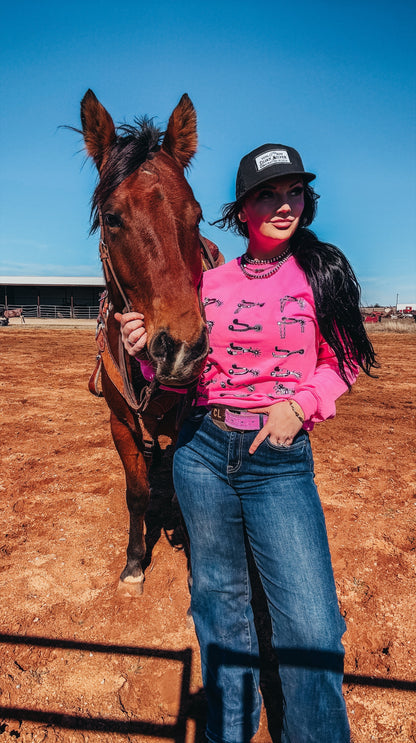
[239,175,305,258]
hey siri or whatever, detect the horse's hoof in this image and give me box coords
[117,573,144,597]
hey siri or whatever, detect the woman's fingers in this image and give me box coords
[126,329,148,355]
[114,311,144,327]
[248,401,303,455]
[249,424,295,455]
[248,425,271,455]
[114,311,147,355]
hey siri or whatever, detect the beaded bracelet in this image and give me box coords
[289,401,305,424]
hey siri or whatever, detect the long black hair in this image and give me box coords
[212,184,378,386]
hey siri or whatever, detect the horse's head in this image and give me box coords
[81,90,209,386]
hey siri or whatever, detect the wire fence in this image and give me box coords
[0,304,100,320]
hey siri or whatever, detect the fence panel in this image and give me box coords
[1,304,99,319]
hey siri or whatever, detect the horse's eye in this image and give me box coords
[104,213,122,229]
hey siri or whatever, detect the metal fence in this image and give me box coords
[1,304,100,319]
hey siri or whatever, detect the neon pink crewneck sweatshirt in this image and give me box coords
[196,255,358,429]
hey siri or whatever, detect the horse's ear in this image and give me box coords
[162,94,197,168]
[80,89,117,171]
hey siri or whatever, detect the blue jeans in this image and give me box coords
[173,410,350,743]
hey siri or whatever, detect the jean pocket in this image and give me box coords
[264,431,308,453]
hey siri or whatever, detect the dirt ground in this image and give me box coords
[0,326,415,743]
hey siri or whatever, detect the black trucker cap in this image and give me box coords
[236,143,316,201]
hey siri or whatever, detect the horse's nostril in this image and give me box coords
[194,327,210,358]
[150,330,175,362]
[148,326,209,383]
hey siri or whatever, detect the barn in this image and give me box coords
[0,276,105,319]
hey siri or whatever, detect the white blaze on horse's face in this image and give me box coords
[81,90,209,385]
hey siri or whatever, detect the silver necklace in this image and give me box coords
[242,251,286,265]
[240,246,292,280]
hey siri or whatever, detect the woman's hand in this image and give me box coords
[249,400,304,455]
[114,311,147,356]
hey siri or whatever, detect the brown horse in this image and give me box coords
[80,90,223,595]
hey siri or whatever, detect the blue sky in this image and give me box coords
[0,0,415,305]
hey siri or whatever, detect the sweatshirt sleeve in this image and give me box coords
[291,334,359,424]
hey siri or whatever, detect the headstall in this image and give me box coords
[88,213,218,456]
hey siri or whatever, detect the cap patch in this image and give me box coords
[255,149,291,171]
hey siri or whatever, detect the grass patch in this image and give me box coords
[367,319,416,333]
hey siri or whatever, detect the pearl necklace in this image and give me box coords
[240,246,292,280]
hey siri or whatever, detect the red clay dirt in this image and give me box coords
[0,326,415,743]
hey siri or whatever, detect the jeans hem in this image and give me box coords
[205,726,256,743]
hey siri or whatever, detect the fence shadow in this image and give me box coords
[1,629,414,742]
[0,633,205,742]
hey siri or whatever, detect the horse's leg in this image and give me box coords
[110,412,149,596]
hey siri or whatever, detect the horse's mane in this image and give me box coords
[90,118,163,233]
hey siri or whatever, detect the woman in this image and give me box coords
[118,143,377,743]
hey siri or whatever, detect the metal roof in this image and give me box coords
[0,276,105,287]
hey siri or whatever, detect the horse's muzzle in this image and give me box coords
[148,327,210,385]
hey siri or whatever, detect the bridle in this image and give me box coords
[98,211,132,313]
[91,210,217,455]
